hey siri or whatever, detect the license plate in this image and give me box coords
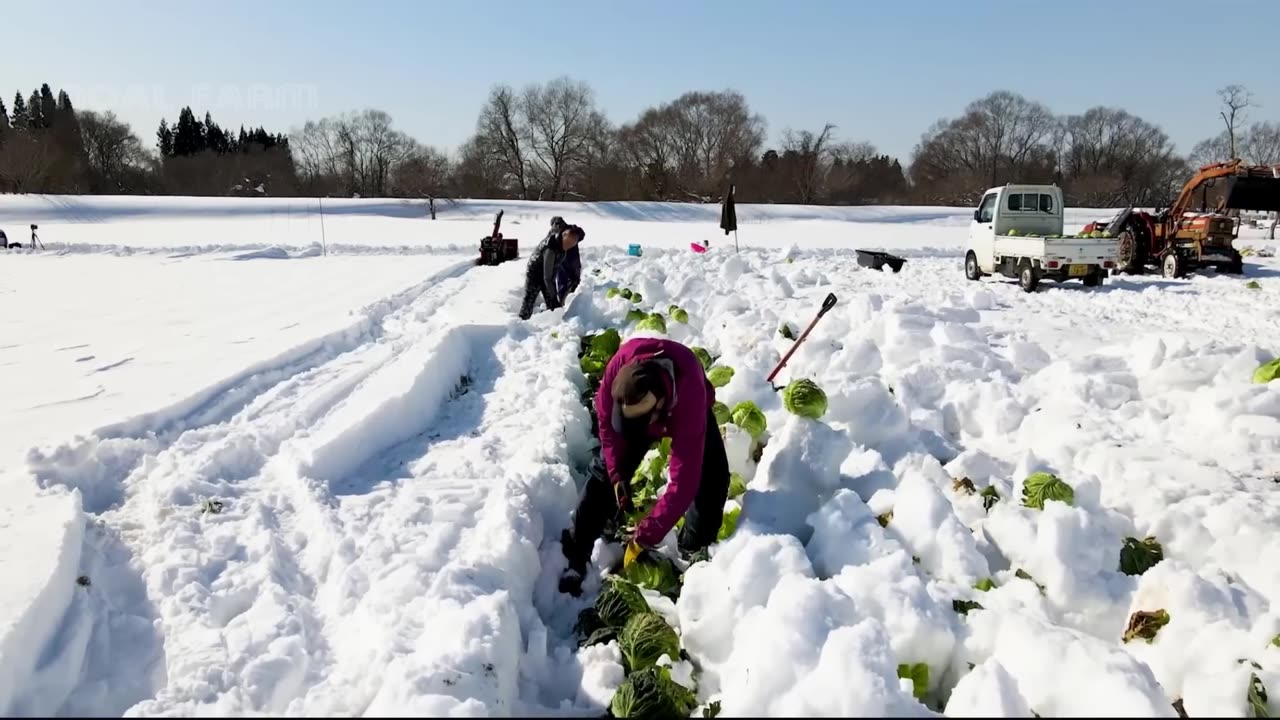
[1068,264,1090,277]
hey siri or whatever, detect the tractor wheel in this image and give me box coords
[1115,225,1145,275]
[965,251,983,281]
[1162,253,1185,279]
[1019,260,1040,293]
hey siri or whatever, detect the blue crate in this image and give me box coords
[627,244,642,257]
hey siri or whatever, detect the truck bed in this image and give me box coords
[994,235,1118,264]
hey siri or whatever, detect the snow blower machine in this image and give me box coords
[477,210,519,266]
[1084,159,1280,278]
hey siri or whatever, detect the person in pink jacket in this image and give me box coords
[559,337,730,595]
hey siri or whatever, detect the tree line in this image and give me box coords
[1,79,1276,207]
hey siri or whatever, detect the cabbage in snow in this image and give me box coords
[1255,358,1280,384]
[717,506,740,542]
[1122,608,1170,643]
[727,472,747,499]
[707,365,735,388]
[636,313,667,333]
[1021,472,1074,509]
[730,401,766,439]
[618,611,682,673]
[1119,536,1164,576]
[610,665,696,718]
[623,552,682,599]
[691,346,714,371]
[626,309,647,324]
[712,401,730,426]
[782,378,828,419]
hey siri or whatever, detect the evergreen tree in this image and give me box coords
[173,106,203,156]
[0,97,8,130]
[204,111,229,154]
[157,119,174,157]
[11,92,28,129]
[238,125,247,152]
[27,89,44,128]
[39,84,57,128]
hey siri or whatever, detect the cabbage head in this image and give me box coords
[717,506,740,542]
[1255,358,1280,384]
[730,401,767,439]
[610,665,696,718]
[1119,536,1164,576]
[667,304,680,315]
[625,309,647,324]
[622,553,682,599]
[631,291,644,304]
[1245,280,1261,290]
[580,354,605,377]
[607,287,621,299]
[672,308,689,324]
[620,288,635,300]
[1021,472,1074,509]
[596,577,651,628]
[782,378,827,419]
[691,346,713,371]
[588,328,621,362]
[712,401,730,426]
[779,323,796,340]
[618,611,681,673]
[728,472,747,499]
[636,313,667,333]
[707,365,735,388]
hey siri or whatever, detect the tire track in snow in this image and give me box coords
[13,259,558,715]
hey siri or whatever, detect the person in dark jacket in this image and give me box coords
[558,337,731,595]
[549,215,583,303]
[518,221,584,320]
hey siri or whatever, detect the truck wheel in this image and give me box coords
[965,251,983,281]
[1083,268,1103,287]
[1018,260,1040,293]
[1162,253,1184,279]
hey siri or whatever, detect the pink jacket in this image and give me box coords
[595,337,714,547]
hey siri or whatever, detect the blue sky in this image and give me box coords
[3,0,1277,161]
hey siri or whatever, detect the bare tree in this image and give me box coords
[391,143,451,198]
[78,110,151,192]
[522,77,602,199]
[474,85,531,199]
[782,123,837,204]
[1241,121,1280,166]
[1218,84,1252,159]
[0,133,56,192]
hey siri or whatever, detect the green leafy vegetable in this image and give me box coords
[1271,634,1280,648]
[953,599,984,615]
[953,477,976,494]
[620,288,635,300]
[668,304,679,315]
[730,401,767,440]
[703,700,723,718]
[779,323,796,340]
[672,308,689,324]
[610,665,697,718]
[1119,536,1165,576]
[637,313,667,333]
[896,663,929,701]
[712,401,731,426]
[1021,472,1074,510]
[980,485,1001,512]
[691,346,713,371]
[596,577,651,629]
[588,328,622,362]
[580,354,605,377]
[618,611,682,673]
[631,291,644,304]
[782,378,828,419]
[623,553,682,599]
[876,511,893,528]
[717,507,740,542]
[707,365,735,388]
[1122,609,1171,644]
[1247,672,1269,719]
[607,287,621,299]
[974,578,996,592]
[1255,358,1280,384]
[1015,568,1046,594]
[626,309,647,324]
[728,472,747,499]
[1245,280,1262,290]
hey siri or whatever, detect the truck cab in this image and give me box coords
[966,184,1118,292]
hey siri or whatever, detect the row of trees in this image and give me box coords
[1,79,1275,207]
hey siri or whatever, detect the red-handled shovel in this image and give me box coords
[768,293,838,391]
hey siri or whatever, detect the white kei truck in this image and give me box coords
[964,184,1120,293]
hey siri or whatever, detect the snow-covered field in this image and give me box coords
[1,194,1278,717]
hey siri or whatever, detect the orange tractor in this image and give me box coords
[1084,159,1280,278]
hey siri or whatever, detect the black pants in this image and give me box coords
[518,269,558,320]
[563,408,731,573]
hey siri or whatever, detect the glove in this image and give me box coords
[623,540,644,569]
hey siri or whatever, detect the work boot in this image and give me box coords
[558,528,587,597]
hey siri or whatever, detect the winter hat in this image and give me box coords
[550,216,567,230]
[612,359,663,409]
[568,224,585,241]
